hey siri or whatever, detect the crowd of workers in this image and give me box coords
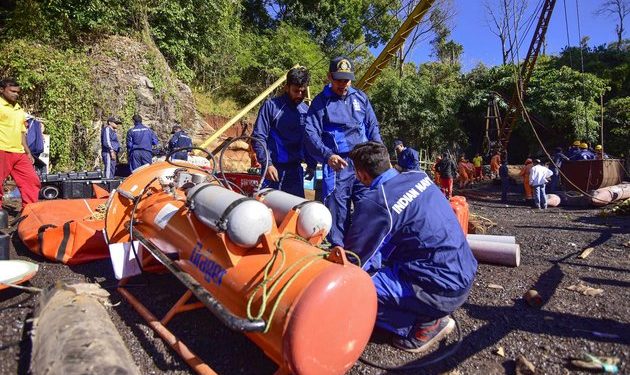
[3,56,614,355]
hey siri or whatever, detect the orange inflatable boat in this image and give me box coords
[18,198,109,264]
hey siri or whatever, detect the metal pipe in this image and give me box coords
[117,287,217,375]
[466,234,515,244]
[467,240,520,267]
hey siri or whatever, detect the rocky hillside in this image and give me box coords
[89,35,203,148]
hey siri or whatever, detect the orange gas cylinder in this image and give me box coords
[449,195,469,234]
[105,162,377,375]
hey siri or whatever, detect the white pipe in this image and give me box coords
[466,234,516,244]
[467,240,520,267]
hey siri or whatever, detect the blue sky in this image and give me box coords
[380,0,619,71]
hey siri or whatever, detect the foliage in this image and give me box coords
[233,23,328,104]
[148,0,242,87]
[555,43,630,99]
[0,40,95,171]
[604,97,630,156]
[242,0,401,50]
[370,65,466,155]
[0,0,129,45]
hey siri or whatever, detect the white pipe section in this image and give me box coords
[467,240,520,267]
[466,234,516,244]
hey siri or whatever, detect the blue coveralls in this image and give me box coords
[549,151,568,192]
[26,119,44,158]
[344,168,477,337]
[126,122,158,171]
[101,125,120,178]
[168,130,193,160]
[397,147,419,171]
[499,162,510,202]
[252,94,316,198]
[570,149,595,161]
[304,85,382,246]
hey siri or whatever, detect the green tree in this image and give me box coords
[604,97,630,156]
[370,65,466,154]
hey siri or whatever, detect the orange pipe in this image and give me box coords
[118,287,217,375]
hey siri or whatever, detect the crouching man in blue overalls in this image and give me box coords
[304,57,382,247]
[345,142,478,353]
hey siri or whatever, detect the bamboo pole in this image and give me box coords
[197,65,299,152]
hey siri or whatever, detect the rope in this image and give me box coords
[513,73,610,204]
[0,282,42,293]
[246,234,328,333]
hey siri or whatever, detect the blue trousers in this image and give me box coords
[533,184,547,208]
[322,162,368,247]
[102,152,117,178]
[501,179,510,202]
[129,150,152,171]
[262,163,304,198]
[549,171,560,192]
[372,267,470,337]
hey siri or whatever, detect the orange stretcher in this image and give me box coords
[17,198,110,265]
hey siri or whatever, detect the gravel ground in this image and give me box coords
[1,182,629,375]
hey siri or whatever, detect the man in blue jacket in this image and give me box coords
[393,139,419,171]
[304,57,382,247]
[345,141,477,353]
[126,114,158,171]
[168,124,193,161]
[101,116,121,178]
[252,67,316,197]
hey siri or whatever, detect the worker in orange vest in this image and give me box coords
[519,158,533,201]
[490,151,501,179]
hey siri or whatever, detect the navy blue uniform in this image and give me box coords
[252,94,315,197]
[168,130,193,160]
[304,85,382,246]
[26,118,44,158]
[397,147,419,171]
[101,126,120,178]
[345,168,477,337]
[570,149,595,161]
[126,122,158,171]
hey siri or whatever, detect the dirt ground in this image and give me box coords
[1,181,629,375]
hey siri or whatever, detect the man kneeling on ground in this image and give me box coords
[344,141,478,353]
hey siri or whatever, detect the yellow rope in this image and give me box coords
[246,234,328,333]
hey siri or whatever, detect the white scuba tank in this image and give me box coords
[187,184,273,248]
[254,188,332,239]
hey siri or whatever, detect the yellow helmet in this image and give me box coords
[573,140,581,146]
[580,143,588,149]
[595,145,602,151]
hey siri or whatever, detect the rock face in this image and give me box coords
[89,35,203,148]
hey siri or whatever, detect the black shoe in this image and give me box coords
[392,316,455,353]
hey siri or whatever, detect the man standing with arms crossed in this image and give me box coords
[304,57,382,247]
[252,67,316,197]
[0,78,40,206]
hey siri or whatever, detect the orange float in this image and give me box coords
[105,162,377,375]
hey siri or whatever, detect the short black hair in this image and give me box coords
[287,67,310,86]
[132,114,142,123]
[349,141,390,178]
[0,78,19,88]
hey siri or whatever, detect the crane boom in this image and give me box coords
[499,0,557,151]
[355,0,436,91]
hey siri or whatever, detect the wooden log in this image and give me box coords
[31,283,140,375]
